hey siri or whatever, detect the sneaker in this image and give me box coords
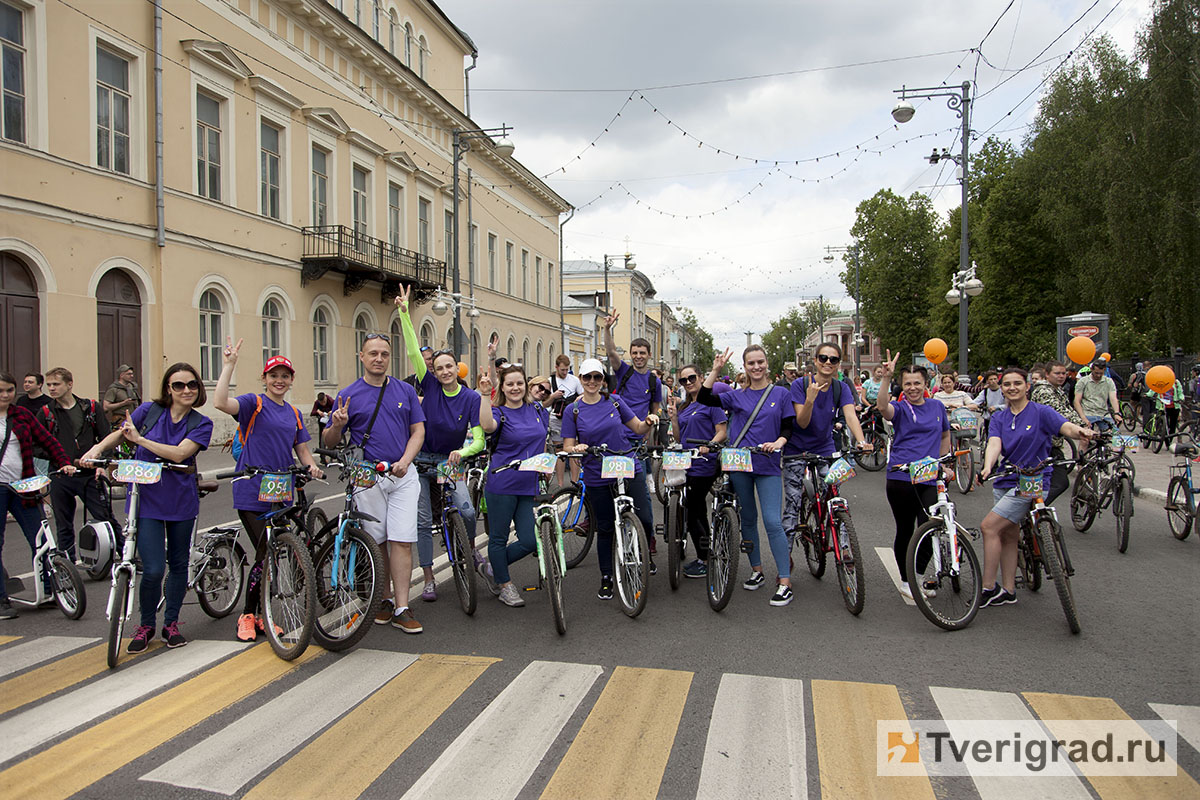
[899,581,914,600]
[770,584,794,607]
[254,615,282,636]
[0,600,17,619]
[391,608,423,634]
[980,584,1002,607]
[743,571,766,591]
[127,624,154,653]
[477,556,500,596]
[682,560,707,579]
[991,588,1018,606]
[236,614,257,642]
[498,584,525,607]
[597,575,614,600]
[421,582,438,602]
[162,621,188,648]
[374,598,395,624]
[649,559,657,576]
[921,579,939,599]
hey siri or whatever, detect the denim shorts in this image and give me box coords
[991,486,1032,525]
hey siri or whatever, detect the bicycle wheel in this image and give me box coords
[857,429,887,472]
[1036,518,1080,635]
[707,505,739,612]
[832,510,865,616]
[800,500,827,578]
[1119,400,1135,431]
[1070,466,1098,532]
[652,458,669,506]
[552,485,594,569]
[665,491,684,591]
[196,539,245,618]
[448,509,477,616]
[261,530,316,660]
[613,509,649,618]
[906,519,981,631]
[312,524,384,651]
[51,553,86,620]
[540,517,567,635]
[107,570,130,669]
[305,507,329,541]
[1166,476,1193,540]
[1114,475,1132,554]
[955,449,974,495]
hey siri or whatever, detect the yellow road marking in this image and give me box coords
[540,665,692,800]
[0,640,162,716]
[0,642,321,800]
[0,635,20,647]
[811,679,935,800]
[245,653,498,800]
[1025,692,1200,800]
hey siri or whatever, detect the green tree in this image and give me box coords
[676,306,716,371]
[760,299,840,373]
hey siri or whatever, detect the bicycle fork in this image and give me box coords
[533,502,567,579]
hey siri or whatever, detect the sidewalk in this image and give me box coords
[1125,442,1175,503]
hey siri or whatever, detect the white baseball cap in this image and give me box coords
[578,358,606,378]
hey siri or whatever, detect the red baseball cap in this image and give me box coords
[263,356,295,375]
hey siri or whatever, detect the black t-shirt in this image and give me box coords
[15,394,52,416]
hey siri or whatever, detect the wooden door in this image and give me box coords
[95,269,142,394]
[0,253,40,380]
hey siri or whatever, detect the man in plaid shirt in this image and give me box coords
[1030,360,1086,504]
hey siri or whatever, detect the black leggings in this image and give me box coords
[238,511,269,615]
[683,473,717,561]
[886,480,936,583]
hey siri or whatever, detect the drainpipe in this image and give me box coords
[153,0,164,247]
[559,208,573,359]
[467,166,474,370]
[463,53,477,118]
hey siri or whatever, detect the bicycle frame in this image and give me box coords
[796,458,849,562]
[1024,480,1074,576]
[921,461,969,580]
[532,473,568,579]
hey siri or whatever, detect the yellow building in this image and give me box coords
[0,0,569,435]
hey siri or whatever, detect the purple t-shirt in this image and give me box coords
[560,395,641,486]
[334,377,425,462]
[712,385,791,476]
[486,403,550,496]
[418,372,480,455]
[990,402,1067,490]
[613,362,659,419]
[787,377,857,457]
[677,401,726,477]
[886,398,949,484]
[128,402,213,521]
[232,394,311,512]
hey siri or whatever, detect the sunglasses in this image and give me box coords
[418,345,432,352]
[170,380,201,391]
[580,373,605,382]
[432,348,455,359]
[532,385,549,393]
[680,374,699,384]
[364,333,390,343]
[816,354,841,365]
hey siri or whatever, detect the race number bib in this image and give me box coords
[662,451,693,471]
[8,475,50,494]
[600,455,636,479]
[348,461,379,489]
[1113,434,1139,453]
[436,460,466,484]
[258,472,294,503]
[951,408,979,437]
[1017,473,1044,499]
[519,453,557,474]
[114,460,163,485]
[824,457,856,487]
[908,456,940,484]
[719,448,753,472]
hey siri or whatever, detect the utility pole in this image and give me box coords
[818,293,825,345]
[744,330,754,348]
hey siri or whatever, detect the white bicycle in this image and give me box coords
[0,471,87,619]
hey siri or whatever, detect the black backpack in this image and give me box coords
[609,366,659,409]
[138,403,205,438]
[37,398,101,438]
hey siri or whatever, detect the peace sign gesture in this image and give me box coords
[712,347,733,374]
[881,349,900,380]
[222,336,243,366]
[604,312,620,331]
[329,395,350,430]
[486,332,498,358]
[394,285,412,314]
[478,373,493,396]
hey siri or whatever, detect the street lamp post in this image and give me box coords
[891,80,974,375]
[824,243,865,376]
[944,262,984,377]
[602,252,636,314]
[452,125,513,359]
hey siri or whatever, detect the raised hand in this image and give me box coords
[806,375,829,402]
[330,395,350,429]
[120,410,142,444]
[604,312,620,331]
[222,336,243,366]
[881,349,900,379]
[667,393,678,416]
[486,333,498,358]
[478,374,493,396]
[712,347,732,374]
[394,284,412,314]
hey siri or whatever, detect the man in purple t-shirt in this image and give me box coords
[603,312,663,523]
[324,333,426,634]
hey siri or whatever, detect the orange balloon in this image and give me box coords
[457,361,469,379]
[923,338,948,365]
[1145,365,1176,394]
[1064,336,1096,365]
[1101,352,1111,361]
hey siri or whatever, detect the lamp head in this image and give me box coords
[964,278,984,297]
[892,99,916,124]
[432,298,449,316]
[945,288,961,306]
[823,254,835,263]
[494,138,515,158]
[624,257,637,270]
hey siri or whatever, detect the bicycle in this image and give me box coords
[1070,422,1137,553]
[649,442,704,591]
[949,407,979,494]
[414,455,484,615]
[1140,406,1167,453]
[1118,394,1141,432]
[785,449,866,616]
[893,452,983,631]
[855,405,889,473]
[551,473,594,570]
[1165,433,1200,540]
[491,451,570,634]
[983,459,1081,635]
[0,471,86,620]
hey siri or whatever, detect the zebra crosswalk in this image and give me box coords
[0,634,1197,799]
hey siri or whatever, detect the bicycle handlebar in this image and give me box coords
[82,457,195,474]
[214,464,315,484]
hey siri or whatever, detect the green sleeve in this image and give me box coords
[400,309,423,381]
[458,425,486,457]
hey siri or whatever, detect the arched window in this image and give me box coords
[261,297,283,363]
[419,320,434,349]
[312,305,330,382]
[354,312,370,378]
[536,341,544,374]
[198,289,224,382]
[446,325,455,353]
[404,23,413,66]
[390,318,403,377]
[522,339,530,369]
[548,343,556,369]
[388,10,398,54]
[418,35,427,79]
[506,335,515,362]
[372,0,380,39]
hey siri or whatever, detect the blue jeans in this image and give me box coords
[730,472,788,577]
[416,455,478,569]
[136,518,192,628]
[0,487,46,601]
[483,491,537,585]
[590,476,655,577]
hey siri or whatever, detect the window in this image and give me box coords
[352,166,369,236]
[521,250,529,300]
[537,341,543,374]
[404,23,413,66]
[417,35,427,79]
[506,335,515,362]
[417,197,430,256]
[354,0,361,26]
[505,242,513,294]
[311,146,328,226]
[548,263,555,309]
[354,312,370,378]
[261,298,282,362]
[1,1,26,144]
[388,11,397,55]
[487,234,496,288]
[371,0,380,39]
[468,224,478,287]
[535,256,542,305]
[196,91,221,201]
[312,306,329,382]
[522,339,529,370]
[390,318,403,377]
[198,290,224,382]
[419,321,434,349]
[96,46,131,174]
[443,209,453,266]
[387,182,402,248]
[260,121,281,219]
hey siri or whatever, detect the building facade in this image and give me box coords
[0,0,568,436]
[561,259,657,371]
[797,313,882,377]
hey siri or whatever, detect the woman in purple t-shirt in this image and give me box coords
[478,366,551,608]
[83,362,214,653]
[875,355,950,600]
[213,338,323,643]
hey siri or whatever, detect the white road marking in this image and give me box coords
[874,546,916,605]
[0,636,100,679]
[1149,702,1200,756]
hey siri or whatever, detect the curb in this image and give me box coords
[1132,484,1168,503]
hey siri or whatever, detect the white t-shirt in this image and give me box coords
[0,417,23,483]
[550,372,584,402]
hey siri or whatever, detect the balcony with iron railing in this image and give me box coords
[301,225,447,302]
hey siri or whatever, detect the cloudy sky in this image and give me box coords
[441,0,1151,361]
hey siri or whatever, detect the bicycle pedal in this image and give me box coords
[739,540,754,554]
[966,527,981,540]
[522,585,539,592]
